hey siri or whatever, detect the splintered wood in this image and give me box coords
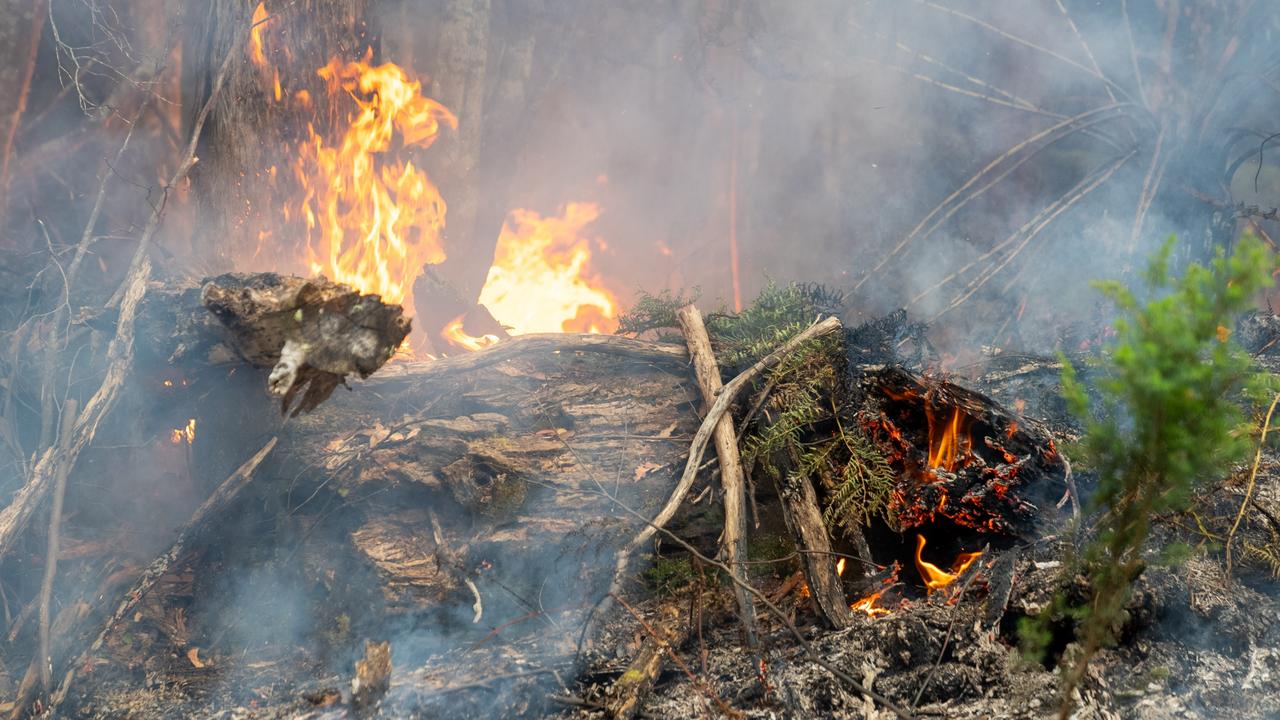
[202,273,411,415]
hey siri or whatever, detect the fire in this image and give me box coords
[249,3,269,69]
[169,418,196,445]
[926,405,969,472]
[476,203,618,334]
[913,534,982,593]
[292,53,456,321]
[851,589,891,618]
[441,314,500,352]
[835,557,846,576]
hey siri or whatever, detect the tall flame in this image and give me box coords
[913,534,982,593]
[926,406,969,472]
[293,52,456,320]
[477,203,618,334]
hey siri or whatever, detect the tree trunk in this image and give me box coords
[186,0,367,272]
[0,0,46,223]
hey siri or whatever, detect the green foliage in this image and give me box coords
[1049,234,1279,710]
[616,288,700,336]
[644,556,699,595]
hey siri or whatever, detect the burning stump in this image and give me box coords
[863,365,1069,542]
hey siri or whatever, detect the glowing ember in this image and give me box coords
[926,406,969,472]
[913,534,982,593]
[850,589,891,618]
[292,51,456,322]
[477,203,619,335]
[170,418,196,445]
[441,314,500,352]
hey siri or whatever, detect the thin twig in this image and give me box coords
[930,151,1138,318]
[1128,122,1168,256]
[1226,392,1280,575]
[854,104,1134,292]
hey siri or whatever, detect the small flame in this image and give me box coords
[441,314,500,352]
[249,3,269,69]
[835,557,846,576]
[169,418,196,445]
[851,589,891,618]
[926,406,969,472]
[477,203,618,335]
[293,51,456,323]
[913,534,982,593]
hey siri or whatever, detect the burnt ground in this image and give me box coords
[50,352,1280,720]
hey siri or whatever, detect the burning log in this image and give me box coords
[863,365,1068,541]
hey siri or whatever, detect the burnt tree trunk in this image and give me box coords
[186,0,367,271]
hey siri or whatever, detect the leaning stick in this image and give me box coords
[676,305,758,649]
[597,316,843,625]
[50,437,278,710]
[37,399,76,694]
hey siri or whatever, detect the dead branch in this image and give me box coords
[50,436,278,711]
[0,262,148,562]
[771,462,855,629]
[676,304,758,648]
[611,593,737,719]
[36,399,75,696]
[605,601,693,720]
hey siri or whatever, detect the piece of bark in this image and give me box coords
[774,468,855,629]
[605,603,688,720]
[202,273,411,415]
[676,305,757,648]
[351,639,392,714]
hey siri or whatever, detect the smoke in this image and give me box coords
[3,1,1280,716]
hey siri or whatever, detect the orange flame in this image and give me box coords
[169,418,196,445]
[926,406,969,472]
[293,52,457,322]
[835,558,846,576]
[249,3,269,69]
[441,314,500,352]
[477,203,618,334]
[913,534,982,593]
[850,589,891,618]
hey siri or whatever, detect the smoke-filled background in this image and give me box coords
[6,1,1279,349]
[0,0,1279,713]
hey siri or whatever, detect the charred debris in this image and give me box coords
[0,266,1276,719]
